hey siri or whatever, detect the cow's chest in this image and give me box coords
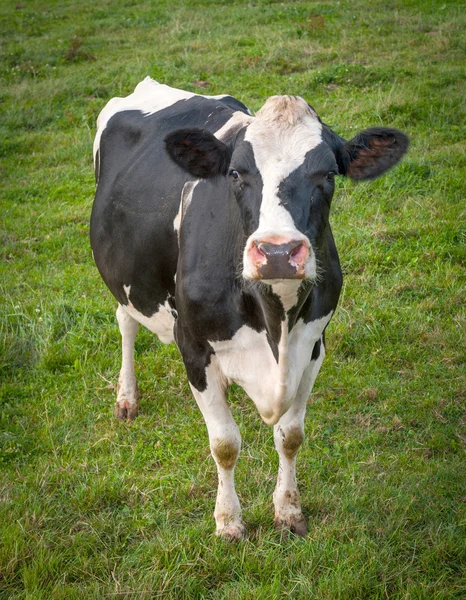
[209,313,332,418]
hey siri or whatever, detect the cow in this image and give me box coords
[90,77,408,539]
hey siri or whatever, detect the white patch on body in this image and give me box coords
[174,180,199,237]
[271,280,302,311]
[209,311,332,425]
[243,96,323,280]
[122,284,175,344]
[123,284,131,299]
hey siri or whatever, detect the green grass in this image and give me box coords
[1,0,465,597]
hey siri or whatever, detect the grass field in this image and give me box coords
[1,0,465,597]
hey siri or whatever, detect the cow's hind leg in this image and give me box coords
[115,304,139,420]
[273,337,325,536]
[189,363,246,540]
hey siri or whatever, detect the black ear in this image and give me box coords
[164,128,230,179]
[337,127,409,181]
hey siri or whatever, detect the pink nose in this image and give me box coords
[248,238,309,279]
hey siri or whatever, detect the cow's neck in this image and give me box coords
[242,278,313,364]
[270,280,302,312]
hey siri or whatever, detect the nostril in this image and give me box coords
[249,240,267,267]
[290,242,304,258]
[289,241,309,268]
[254,240,266,257]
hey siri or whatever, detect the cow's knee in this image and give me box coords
[275,424,304,460]
[210,431,244,540]
[211,435,240,470]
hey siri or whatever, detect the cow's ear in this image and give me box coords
[164,128,230,179]
[337,127,409,181]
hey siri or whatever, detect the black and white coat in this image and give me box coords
[91,78,408,538]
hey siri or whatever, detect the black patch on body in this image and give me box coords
[311,338,322,362]
[91,98,238,315]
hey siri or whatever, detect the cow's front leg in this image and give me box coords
[115,305,139,420]
[273,337,326,536]
[189,363,246,540]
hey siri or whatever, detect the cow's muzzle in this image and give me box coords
[247,238,310,280]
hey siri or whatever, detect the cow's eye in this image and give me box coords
[326,170,335,181]
[230,170,240,180]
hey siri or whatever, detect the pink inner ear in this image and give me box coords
[347,138,394,178]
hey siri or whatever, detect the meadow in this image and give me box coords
[1,0,465,597]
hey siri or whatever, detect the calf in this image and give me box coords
[91,78,408,539]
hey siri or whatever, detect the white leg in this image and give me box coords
[115,304,139,420]
[189,361,246,540]
[273,338,326,536]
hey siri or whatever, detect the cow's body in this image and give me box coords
[91,78,408,538]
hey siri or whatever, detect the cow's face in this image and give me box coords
[165,96,408,282]
[229,96,334,280]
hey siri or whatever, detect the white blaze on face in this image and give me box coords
[243,96,323,280]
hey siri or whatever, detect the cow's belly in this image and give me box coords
[121,296,176,344]
[210,313,332,420]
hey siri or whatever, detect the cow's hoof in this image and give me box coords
[274,513,308,537]
[217,522,247,541]
[114,400,138,421]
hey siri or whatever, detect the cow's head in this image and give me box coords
[165,96,408,282]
